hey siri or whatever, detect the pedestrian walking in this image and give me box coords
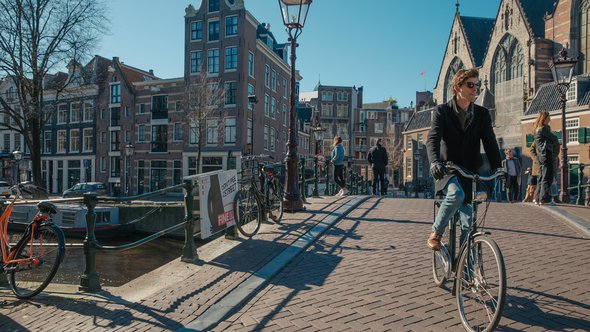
[426,68,502,250]
[501,148,521,203]
[533,111,559,205]
[522,167,537,202]
[331,136,348,196]
[367,138,388,195]
[529,141,541,203]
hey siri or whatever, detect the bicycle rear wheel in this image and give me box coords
[233,187,262,238]
[456,235,506,332]
[267,179,284,223]
[8,223,65,299]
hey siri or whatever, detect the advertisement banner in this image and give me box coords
[198,169,238,239]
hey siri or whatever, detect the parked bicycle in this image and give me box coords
[0,183,65,298]
[431,162,507,332]
[233,154,284,237]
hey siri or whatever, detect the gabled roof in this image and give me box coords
[460,16,495,67]
[404,108,434,132]
[518,0,556,38]
[475,86,495,110]
[524,78,590,116]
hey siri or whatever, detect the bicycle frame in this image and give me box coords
[444,163,505,294]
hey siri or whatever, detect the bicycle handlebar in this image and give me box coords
[445,162,506,181]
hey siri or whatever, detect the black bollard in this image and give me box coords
[79,193,101,292]
[182,179,200,261]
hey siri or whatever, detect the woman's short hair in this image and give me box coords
[333,136,342,146]
[451,68,479,96]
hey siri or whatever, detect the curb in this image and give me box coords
[178,195,370,332]
[541,205,590,237]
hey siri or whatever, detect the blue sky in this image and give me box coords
[99,0,501,107]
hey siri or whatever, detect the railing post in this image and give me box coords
[577,164,585,205]
[351,172,357,195]
[313,156,319,197]
[182,179,200,261]
[300,157,306,201]
[324,159,331,196]
[80,193,101,292]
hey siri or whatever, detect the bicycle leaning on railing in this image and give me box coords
[0,183,65,298]
[233,154,284,237]
[431,162,507,332]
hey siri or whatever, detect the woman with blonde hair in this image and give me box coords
[533,111,559,205]
[331,136,348,196]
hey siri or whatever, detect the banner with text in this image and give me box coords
[198,169,237,239]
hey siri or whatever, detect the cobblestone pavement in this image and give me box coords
[214,198,590,331]
[1,197,589,331]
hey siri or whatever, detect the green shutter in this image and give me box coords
[578,128,587,143]
[525,134,534,147]
[554,130,562,144]
[586,127,590,143]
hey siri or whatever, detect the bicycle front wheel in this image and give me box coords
[8,223,65,299]
[267,179,284,223]
[233,187,262,238]
[456,235,506,332]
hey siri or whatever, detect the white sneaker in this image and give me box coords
[342,188,350,195]
[336,189,343,196]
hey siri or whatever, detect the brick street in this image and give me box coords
[1,196,589,331]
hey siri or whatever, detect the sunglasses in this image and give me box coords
[465,81,481,89]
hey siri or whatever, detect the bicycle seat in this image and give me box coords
[37,201,59,215]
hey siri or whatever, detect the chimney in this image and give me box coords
[149,69,154,76]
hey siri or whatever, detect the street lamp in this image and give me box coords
[247,94,258,155]
[124,144,135,196]
[312,118,325,155]
[278,0,312,212]
[12,148,22,185]
[548,47,578,203]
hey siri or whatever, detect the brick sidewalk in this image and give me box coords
[1,198,589,331]
[214,198,590,331]
[0,196,353,331]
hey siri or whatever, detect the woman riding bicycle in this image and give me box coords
[426,68,502,251]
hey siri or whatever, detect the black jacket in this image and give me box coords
[426,100,502,198]
[534,125,559,165]
[368,144,388,168]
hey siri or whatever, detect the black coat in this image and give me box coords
[368,144,388,168]
[426,101,502,199]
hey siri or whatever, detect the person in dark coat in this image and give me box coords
[426,68,502,251]
[367,138,389,195]
[534,111,559,205]
[501,148,521,203]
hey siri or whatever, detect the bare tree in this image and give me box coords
[183,69,226,173]
[386,124,404,186]
[0,0,108,186]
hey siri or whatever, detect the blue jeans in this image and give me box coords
[433,176,473,245]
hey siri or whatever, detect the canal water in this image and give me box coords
[9,232,186,287]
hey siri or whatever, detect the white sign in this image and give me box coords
[198,169,238,239]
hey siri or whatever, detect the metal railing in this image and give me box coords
[567,163,590,206]
[8,157,375,293]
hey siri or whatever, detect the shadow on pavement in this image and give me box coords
[502,286,590,331]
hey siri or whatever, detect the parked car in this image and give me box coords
[62,182,108,198]
[0,181,11,198]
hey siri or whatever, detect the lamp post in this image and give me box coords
[247,94,258,155]
[12,148,22,185]
[548,47,578,204]
[312,117,325,155]
[278,0,312,212]
[124,144,135,196]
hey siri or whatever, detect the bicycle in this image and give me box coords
[0,183,65,298]
[233,154,284,237]
[431,162,507,332]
